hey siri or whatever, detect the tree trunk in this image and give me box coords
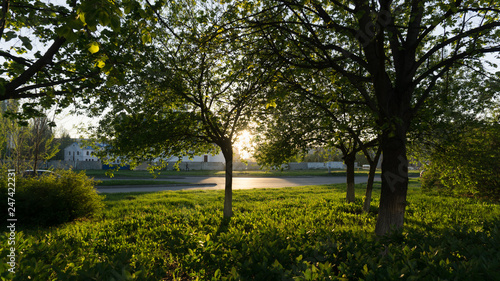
[363,147,382,213]
[33,150,38,173]
[33,132,39,173]
[375,132,408,236]
[221,143,233,218]
[345,152,356,203]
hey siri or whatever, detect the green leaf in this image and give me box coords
[213,268,221,279]
[141,33,152,44]
[265,100,277,109]
[56,25,72,38]
[110,15,121,31]
[77,11,86,25]
[96,60,106,68]
[99,10,111,27]
[19,36,33,50]
[88,42,100,54]
[3,31,16,42]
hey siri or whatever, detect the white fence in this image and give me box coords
[307,162,346,170]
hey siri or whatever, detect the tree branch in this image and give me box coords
[416,21,500,71]
[0,0,9,38]
[0,50,32,66]
[4,36,67,99]
[414,46,500,87]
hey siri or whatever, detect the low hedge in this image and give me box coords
[0,169,104,227]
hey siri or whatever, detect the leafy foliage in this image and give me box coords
[1,180,499,280]
[87,1,283,217]
[1,0,124,119]
[421,122,500,201]
[1,101,59,172]
[89,1,277,167]
[235,0,500,235]
[0,169,104,227]
[53,131,74,160]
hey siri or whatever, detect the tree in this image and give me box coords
[254,68,379,204]
[361,145,382,213]
[409,67,499,149]
[0,100,16,160]
[53,131,74,161]
[410,68,500,199]
[29,117,59,172]
[89,1,279,218]
[1,100,30,171]
[238,0,500,235]
[1,0,123,120]
[1,100,59,171]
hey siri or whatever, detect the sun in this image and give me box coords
[234,130,255,160]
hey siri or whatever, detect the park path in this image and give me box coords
[96,175,381,193]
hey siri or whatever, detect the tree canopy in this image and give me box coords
[254,67,379,204]
[0,0,125,120]
[232,0,500,235]
[89,0,280,217]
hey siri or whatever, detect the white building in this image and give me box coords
[64,142,101,162]
[64,141,226,164]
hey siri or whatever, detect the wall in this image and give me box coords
[233,162,261,171]
[45,160,102,170]
[288,163,308,170]
[164,162,225,171]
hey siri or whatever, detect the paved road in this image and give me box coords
[97,176,381,193]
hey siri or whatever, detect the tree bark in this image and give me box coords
[221,142,233,218]
[344,152,356,203]
[363,147,382,213]
[375,132,408,236]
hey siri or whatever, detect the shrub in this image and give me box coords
[420,167,446,191]
[0,169,104,227]
[420,123,500,201]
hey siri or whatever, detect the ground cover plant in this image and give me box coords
[1,179,499,280]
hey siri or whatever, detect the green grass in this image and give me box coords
[81,168,421,178]
[95,179,190,187]
[2,179,498,280]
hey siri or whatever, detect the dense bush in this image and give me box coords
[421,123,500,201]
[420,167,447,191]
[0,169,104,227]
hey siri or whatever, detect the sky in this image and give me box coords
[51,107,100,138]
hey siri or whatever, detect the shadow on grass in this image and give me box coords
[215,217,232,238]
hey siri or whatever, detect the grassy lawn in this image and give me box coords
[2,179,498,280]
[81,168,422,178]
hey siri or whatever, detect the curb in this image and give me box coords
[95,183,217,189]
